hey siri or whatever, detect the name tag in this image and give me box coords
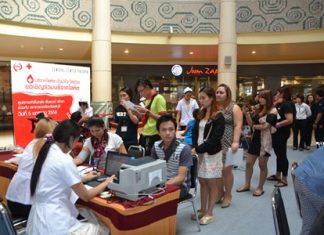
[121,126,127,132]
[117,112,127,117]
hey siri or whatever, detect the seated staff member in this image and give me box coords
[26,120,113,235]
[112,87,139,150]
[74,117,127,165]
[151,114,193,200]
[6,118,57,219]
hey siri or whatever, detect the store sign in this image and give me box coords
[11,60,90,147]
[171,64,183,76]
[185,66,218,76]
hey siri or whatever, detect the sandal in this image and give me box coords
[275,180,288,187]
[267,175,281,181]
[199,215,214,225]
[236,187,250,193]
[191,210,203,220]
[252,190,265,197]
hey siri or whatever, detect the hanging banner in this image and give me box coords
[11,60,90,147]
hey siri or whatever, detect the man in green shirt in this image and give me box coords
[135,79,166,155]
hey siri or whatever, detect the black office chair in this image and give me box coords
[178,155,201,232]
[128,145,145,158]
[271,187,290,235]
[291,162,302,218]
[0,202,27,235]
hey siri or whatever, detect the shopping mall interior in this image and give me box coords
[0,1,324,234]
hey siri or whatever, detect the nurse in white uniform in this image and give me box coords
[26,120,113,235]
[6,118,57,219]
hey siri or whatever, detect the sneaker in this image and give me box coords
[293,147,297,150]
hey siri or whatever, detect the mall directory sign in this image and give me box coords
[11,60,90,147]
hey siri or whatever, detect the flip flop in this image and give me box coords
[267,175,281,181]
[253,191,265,197]
[221,201,231,208]
[236,187,250,193]
[275,180,288,187]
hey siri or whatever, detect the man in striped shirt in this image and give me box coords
[151,114,193,200]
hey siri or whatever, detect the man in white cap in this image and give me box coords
[77,98,93,125]
[176,87,199,130]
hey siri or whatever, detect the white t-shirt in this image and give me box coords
[295,102,311,120]
[26,144,82,235]
[79,106,93,117]
[176,98,199,126]
[6,138,38,205]
[83,132,123,158]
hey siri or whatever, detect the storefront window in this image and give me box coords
[281,75,324,96]
[238,77,264,97]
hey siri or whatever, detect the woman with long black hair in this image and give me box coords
[267,86,296,187]
[27,120,113,235]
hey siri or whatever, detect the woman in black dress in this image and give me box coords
[237,90,277,196]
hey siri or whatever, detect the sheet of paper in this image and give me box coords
[77,166,93,176]
[124,100,136,110]
[225,148,244,167]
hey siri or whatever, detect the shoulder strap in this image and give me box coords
[146,93,158,110]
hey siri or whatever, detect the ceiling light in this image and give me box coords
[124,49,129,54]
[252,50,256,54]
[59,48,64,51]
[189,51,194,55]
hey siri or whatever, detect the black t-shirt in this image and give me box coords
[115,105,138,146]
[316,98,324,126]
[276,101,296,134]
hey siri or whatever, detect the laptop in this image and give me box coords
[86,151,154,187]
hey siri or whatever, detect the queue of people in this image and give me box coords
[4,81,324,233]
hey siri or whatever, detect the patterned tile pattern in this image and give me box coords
[0,0,323,32]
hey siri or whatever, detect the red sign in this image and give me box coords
[185,66,218,76]
[12,93,73,147]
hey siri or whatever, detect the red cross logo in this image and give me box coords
[26,64,32,70]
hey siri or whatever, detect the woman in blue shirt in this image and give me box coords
[294,146,324,235]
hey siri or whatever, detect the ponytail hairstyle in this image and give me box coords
[30,120,80,196]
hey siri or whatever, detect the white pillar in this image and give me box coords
[92,0,112,126]
[218,0,237,100]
